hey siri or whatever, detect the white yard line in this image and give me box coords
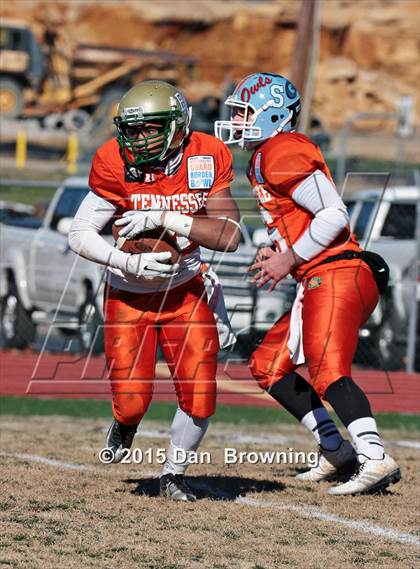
[0,452,156,477]
[236,496,420,547]
[136,427,170,439]
[0,452,94,471]
[393,440,420,449]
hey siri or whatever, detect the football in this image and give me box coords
[112,221,181,265]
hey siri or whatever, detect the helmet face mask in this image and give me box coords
[115,111,179,165]
[215,100,262,147]
[114,81,191,167]
[215,73,301,149]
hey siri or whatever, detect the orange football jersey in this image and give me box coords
[89,131,233,253]
[247,132,361,280]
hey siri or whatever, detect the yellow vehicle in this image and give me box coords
[0,19,195,131]
[0,19,45,117]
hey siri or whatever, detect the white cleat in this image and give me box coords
[296,440,356,482]
[328,453,401,496]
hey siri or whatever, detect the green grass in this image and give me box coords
[0,165,68,182]
[1,396,419,431]
[0,186,57,206]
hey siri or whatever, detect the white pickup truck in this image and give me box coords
[0,177,295,355]
[0,178,107,353]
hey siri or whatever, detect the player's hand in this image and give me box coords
[249,249,300,292]
[125,252,179,280]
[256,246,275,262]
[115,210,163,239]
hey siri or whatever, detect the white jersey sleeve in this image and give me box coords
[68,191,128,271]
[291,170,349,261]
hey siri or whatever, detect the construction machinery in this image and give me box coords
[0,19,196,135]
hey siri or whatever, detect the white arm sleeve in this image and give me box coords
[68,191,129,271]
[291,170,350,261]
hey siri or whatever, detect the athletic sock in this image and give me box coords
[325,376,385,460]
[162,406,210,476]
[300,408,344,451]
[347,417,385,460]
[267,373,343,449]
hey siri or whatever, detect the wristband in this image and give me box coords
[162,211,193,237]
[110,248,131,272]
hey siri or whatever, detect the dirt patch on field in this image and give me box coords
[0,416,419,568]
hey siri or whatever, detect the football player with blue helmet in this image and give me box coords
[215,73,400,496]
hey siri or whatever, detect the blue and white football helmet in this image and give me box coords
[215,73,301,148]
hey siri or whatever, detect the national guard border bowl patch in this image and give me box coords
[187,155,215,190]
[308,276,322,290]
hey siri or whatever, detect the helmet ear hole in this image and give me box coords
[271,115,279,123]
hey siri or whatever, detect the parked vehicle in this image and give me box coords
[0,177,294,355]
[0,179,106,353]
[0,200,35,222]
[346,186,419,370]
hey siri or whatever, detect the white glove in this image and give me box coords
[125,251,179,280]
[114,210,163,239]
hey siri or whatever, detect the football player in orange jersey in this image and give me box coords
[69,80,240,501]
[215,73,400,495]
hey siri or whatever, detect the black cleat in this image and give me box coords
[159,474,197,502]
[103,419,138,463]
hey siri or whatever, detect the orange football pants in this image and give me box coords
[250,263,379,398]
[103,275,219,425]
